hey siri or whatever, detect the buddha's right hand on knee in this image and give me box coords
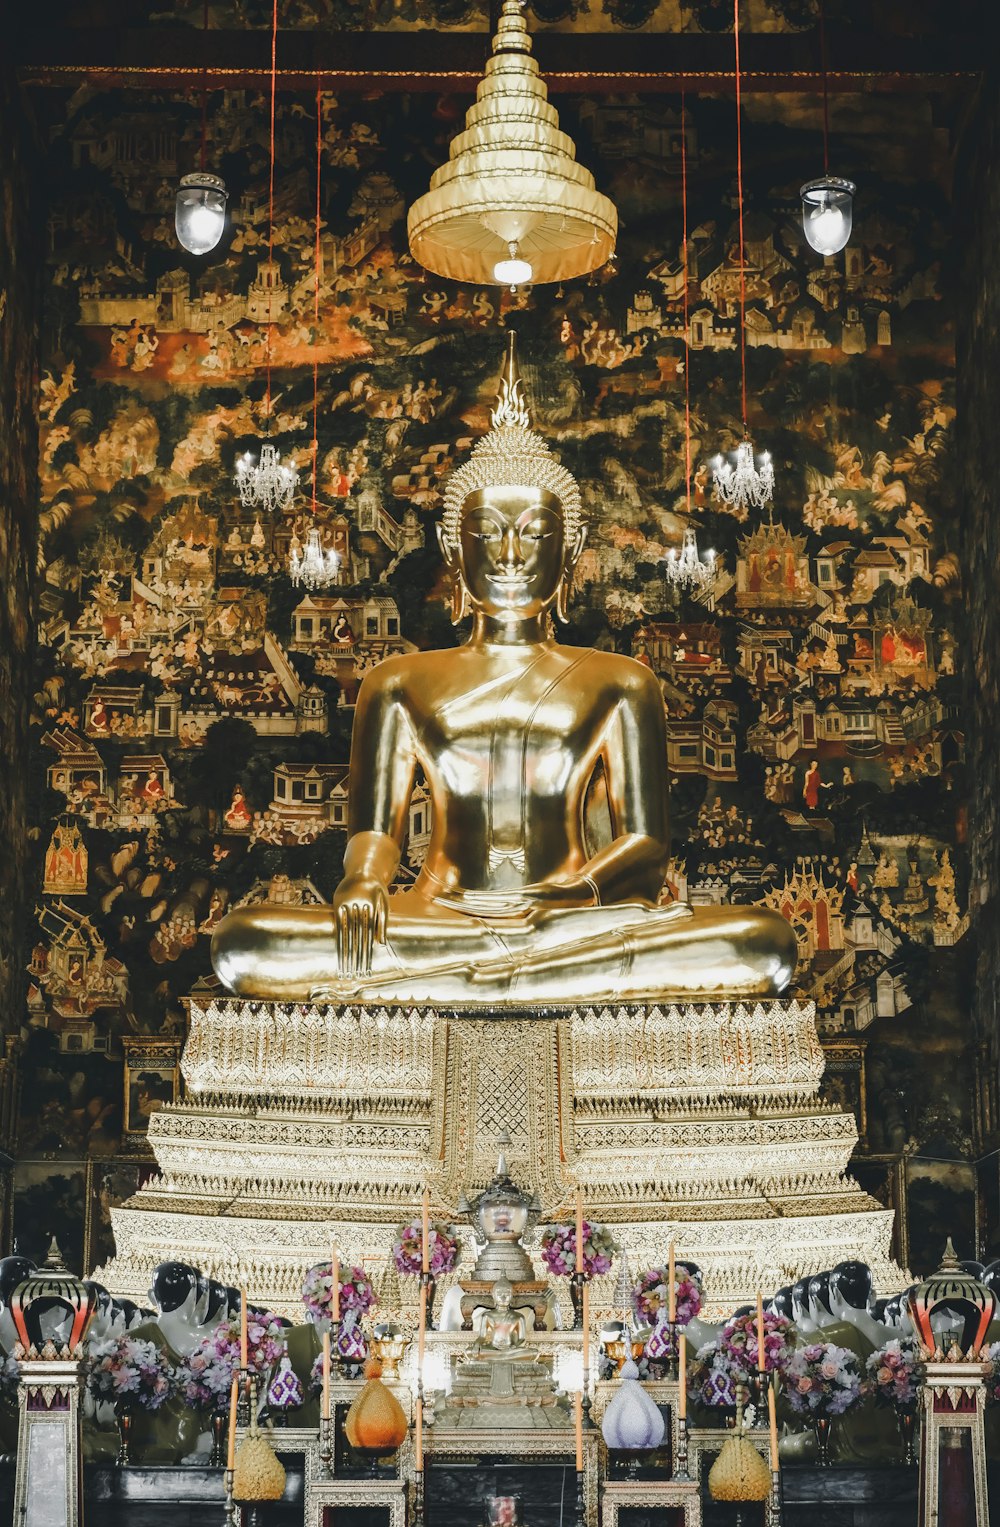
[333,874,388,977]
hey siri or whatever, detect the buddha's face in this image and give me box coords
[457,487,567,618]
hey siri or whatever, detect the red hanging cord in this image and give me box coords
[681,91,692,515]
[265,0,279,426]
[312,78,322,517]
[733,0,748,432]
[819,0,830,176]
[199,0,209,171]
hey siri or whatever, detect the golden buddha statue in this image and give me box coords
[212,334,796,1005]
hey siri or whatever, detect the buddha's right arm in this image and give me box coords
[345,663,418,862]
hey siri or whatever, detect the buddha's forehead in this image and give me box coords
[461,485,564,523]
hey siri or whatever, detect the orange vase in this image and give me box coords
[344,1359,408,1452]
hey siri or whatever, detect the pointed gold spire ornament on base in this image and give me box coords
[407,0,617,287]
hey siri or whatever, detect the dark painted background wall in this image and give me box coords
[0,61,40,1243]
[4,74,984,1284]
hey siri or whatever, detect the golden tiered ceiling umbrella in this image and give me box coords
[407,0,618,286]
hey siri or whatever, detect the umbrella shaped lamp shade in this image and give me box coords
[407,0,617,286]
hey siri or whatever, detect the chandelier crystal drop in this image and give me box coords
[235,442,298,514]
[664,521,716,591]
[289,524,340,589]
[712,436,774,513]
[800,175,855,257]
[175,172,228,256]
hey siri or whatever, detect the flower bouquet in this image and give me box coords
[85,1333,176,1465]
[782,1341,866,1465]
[175,1311,285,1411]
[719,1310,794,1378]
[631,1265,703,1330]
[85,1334,174,1412]
[867,1338,920,1464]
[867,1339,918,1410]
[392,1222,458,1277]
[540,1221,618,1280]
[302,1263,376,1325]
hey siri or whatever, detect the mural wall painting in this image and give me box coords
[13,82,974,1276]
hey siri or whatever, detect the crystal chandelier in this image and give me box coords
[289,524,340,589]
[664,521,716,590]
[235,442,298,514]
[407,0,617,287]
[712,437,774,513]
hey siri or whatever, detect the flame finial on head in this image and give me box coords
[491,331,531,431]
[440,334,583,552]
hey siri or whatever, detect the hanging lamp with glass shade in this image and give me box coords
[407,0,617,288]
[800,2,855,256]
[175,3,228,255]
[176,171,228,256]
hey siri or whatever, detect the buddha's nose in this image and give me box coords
[500,526,523,568]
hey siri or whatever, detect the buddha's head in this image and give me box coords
[440,332,586,624]
[492,1276,514,1312]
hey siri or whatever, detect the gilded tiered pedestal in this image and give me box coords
[100,994,900,1314]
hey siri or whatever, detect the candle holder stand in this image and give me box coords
[331,1319,342,1378]
[319,1412,334,1477]
[237,1368,253,1428]
[574,1466,586,1527]
[767,1467,783,1526]
[223,1466,238,1526]
[420,1269,436,1327]
[673,1414,690,1481]
[570,1273,585,1330]
[580,1371,595,1431]
[412,1466,426,1527]
[667,1321,679,1382]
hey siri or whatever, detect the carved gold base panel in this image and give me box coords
[100,998,904,1315]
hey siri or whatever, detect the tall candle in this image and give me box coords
[421,1189,430,1275]
[331,1249,340,1323]
[321,1330,331,1421]
[667,1243,676,1323]
[767,1380,780,1472]
[240,1286,248,1368]
[415,1395,424,1470]
[574,1390,583,1471]
[678,1332,687,1420]
[582,1280,590,1358]
[227,1374,238,1471]
[575,1191,584,1275]
[756,1292,766,1372]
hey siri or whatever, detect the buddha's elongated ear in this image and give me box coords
[437,522,469,625]
[567,523,588,572]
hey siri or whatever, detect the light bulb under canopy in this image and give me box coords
[493,244,533,288]
[800,175,855,257]
[175,171,229,256]
[407,0,617,286]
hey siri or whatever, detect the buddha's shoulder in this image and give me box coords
[558,645,663,696]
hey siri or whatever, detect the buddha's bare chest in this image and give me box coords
[406,663,605,806]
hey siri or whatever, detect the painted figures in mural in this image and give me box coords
[16,84,968,1266]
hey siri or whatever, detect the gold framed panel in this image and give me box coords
[122,1037,181,1141]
